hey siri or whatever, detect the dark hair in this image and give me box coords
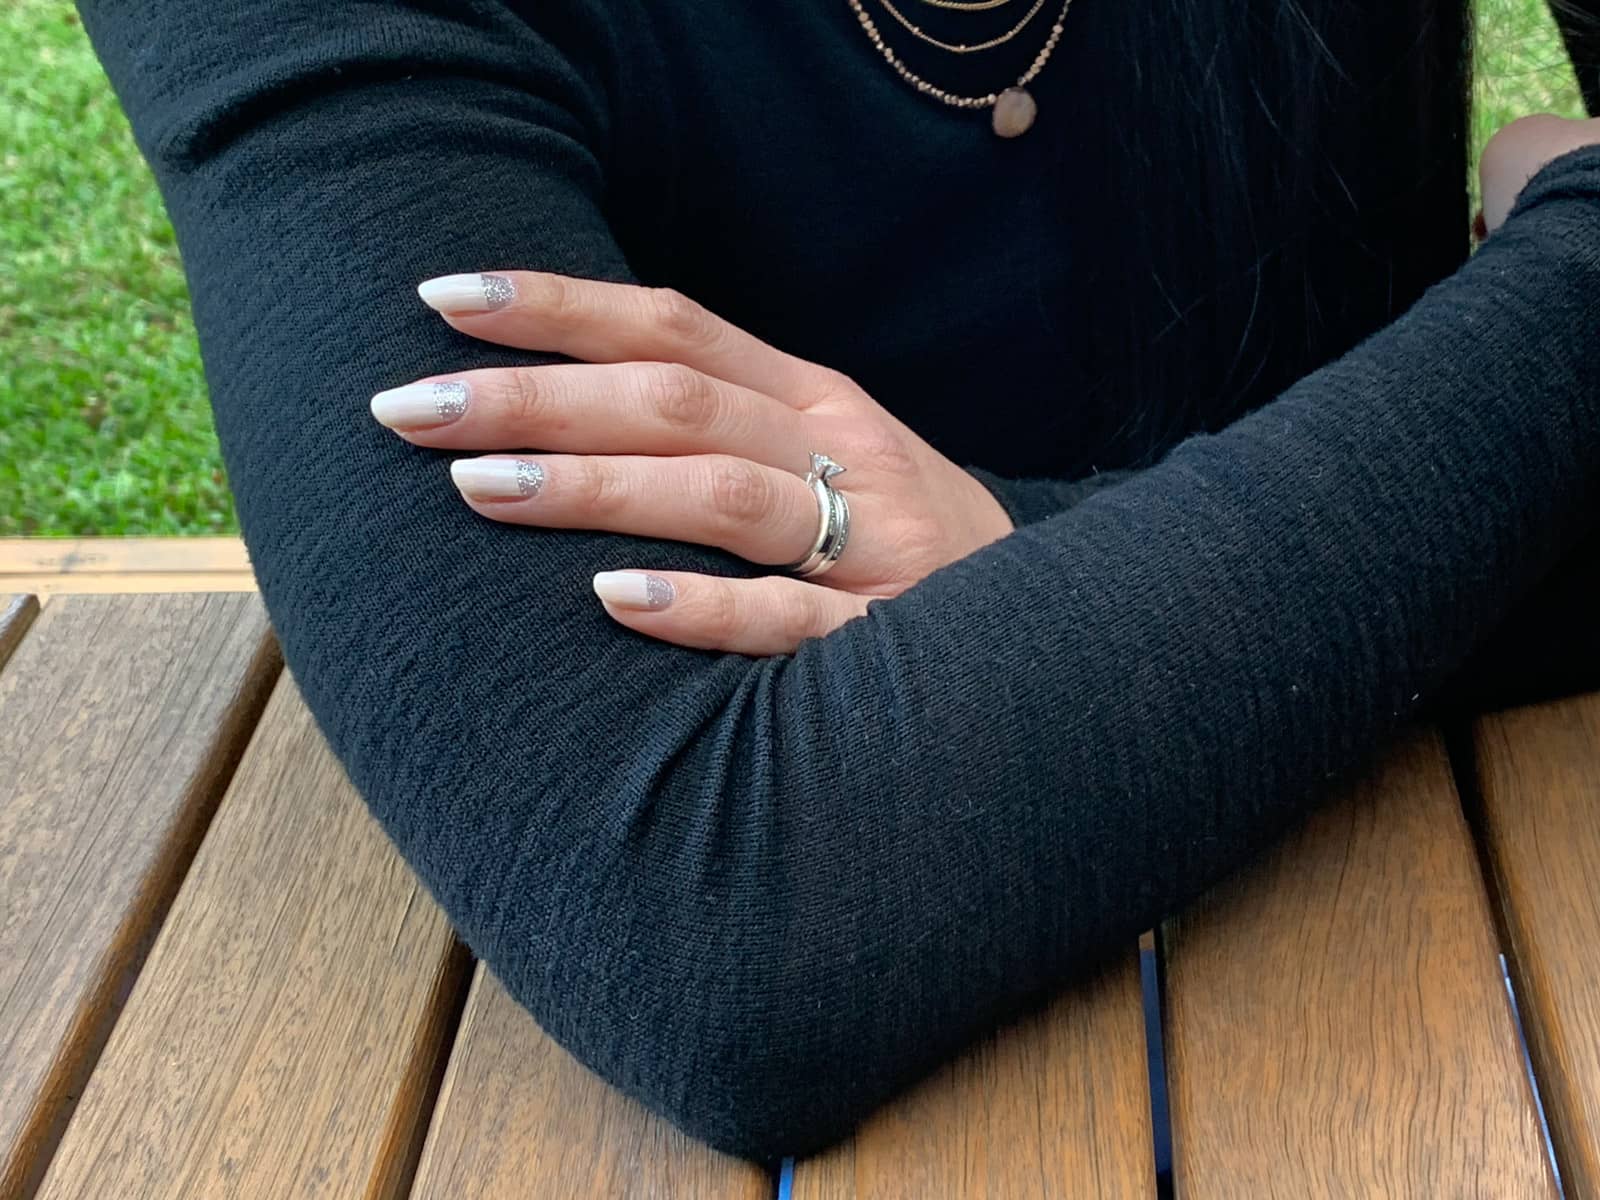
[1552,0,1600,112]
[1064,0,1481,470]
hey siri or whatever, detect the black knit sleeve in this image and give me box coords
[965,463,1138,527]
[970,447,1600,719]
[79,0,1600,1163]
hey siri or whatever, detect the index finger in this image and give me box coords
[417,270,821,402]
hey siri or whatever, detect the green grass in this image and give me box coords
[1,0,230,535]
[0,1,1588,536]
[1475,0,1587,151]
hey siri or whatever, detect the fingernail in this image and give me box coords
[370,381,469,429]
[593,571,676,610]
[450,457,544,501]
[417,272,517,314]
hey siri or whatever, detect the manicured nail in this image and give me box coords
[450,457,544,501]
[370,381,469,429]
[592,571,676,611]
[417,273,517,314]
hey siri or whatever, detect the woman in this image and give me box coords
[80,0,1599,1161]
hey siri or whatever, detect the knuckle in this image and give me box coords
[648,287,717,346]
[505,367,551,427]
[853,426,918,475]
[775,585,823,637]
[706,457,771,526]
[700,582,740,632]
[535,272,583,325]
[811,366,861,400]
[642,362,716,430]
[571,458,627,513]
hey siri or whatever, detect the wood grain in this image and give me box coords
[0,539,256,596]
[1473,694,1600,1200]
[791,949,1154,1200]
[33,675,472,1200]
[0,572,258,597]
[1162,728,1558,1199]
[0,593,40,671]
[0,593,278,1199]
[0,537,250,575]
[412,964,771,1200]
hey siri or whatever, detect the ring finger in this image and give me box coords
[449,452,848,570]
[371,363,812,476]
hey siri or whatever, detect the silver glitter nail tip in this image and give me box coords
[432,381,469,421]
[481,274,517,309]
[644,575,676,610]
[514,459,545,497]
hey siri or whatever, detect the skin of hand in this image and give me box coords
[1479,113,1600,236]
[369,270,1016,655]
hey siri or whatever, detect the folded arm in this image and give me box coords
[81,0,1600,1161]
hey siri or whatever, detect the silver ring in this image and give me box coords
[784,452,851,578]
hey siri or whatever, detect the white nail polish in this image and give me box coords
[592,571,676,611]
[370,381,469,428]
[450,457,544,500]
[417,273,516,314]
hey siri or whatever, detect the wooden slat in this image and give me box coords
[34,675,472,1200]
[0,572,257,597]
[1162,728,1558,1199]
[792,950,1154,1199]
[0,593,40,670]
[0,538,256,596]
[0,593,278,1199]
[412,965,771,1199]
[0,537,251,575]
[1473,693,1600,1199]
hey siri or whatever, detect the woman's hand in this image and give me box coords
[369,271,1015,655]
[1479,113,1600,237]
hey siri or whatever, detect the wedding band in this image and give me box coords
[784,452,851,578]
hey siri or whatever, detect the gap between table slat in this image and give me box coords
[790,948,1154,1199]
[32,674,474,1200]
[1468,693,1600,1200]
[0,594,40,671]
[0,593,279,1200]
[1161,727,1558,1200]
[411,963,773,1199]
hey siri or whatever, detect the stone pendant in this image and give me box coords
[992,86,1037,138]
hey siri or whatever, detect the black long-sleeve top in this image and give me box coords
[79,0,1600,1161]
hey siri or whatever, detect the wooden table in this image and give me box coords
[2,590,1596,1199]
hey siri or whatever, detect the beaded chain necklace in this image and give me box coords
[843,0,1077,137]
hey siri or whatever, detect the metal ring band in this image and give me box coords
[789,479,844,576]
[784,474,834,574]
[783,451,850,576]
[798,487,850,578]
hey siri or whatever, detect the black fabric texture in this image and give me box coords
[77,0,1600,1161]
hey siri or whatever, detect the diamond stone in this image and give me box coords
[810,452,846,483]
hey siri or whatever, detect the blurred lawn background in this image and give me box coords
[0,0,1588,535]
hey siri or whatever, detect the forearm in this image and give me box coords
[965,463,1138,527]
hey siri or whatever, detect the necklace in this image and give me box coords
[876,0,1048,54]
[916,0,1017,9]
[845,0,1074,137]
